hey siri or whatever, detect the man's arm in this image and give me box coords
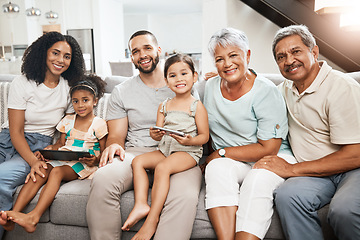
[254,143,360,178]
[99,117,128,167]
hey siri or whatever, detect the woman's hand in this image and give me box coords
[26,160,48,183]
[253,155,294,178]
[199,162,207,174]
[79,155,99,167]
[199,151,221,174]
[149,127,165,141]
[205,150,220,164]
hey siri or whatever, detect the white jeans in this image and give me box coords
[204,153,296,239]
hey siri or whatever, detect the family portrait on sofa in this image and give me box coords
[0,20,360,240]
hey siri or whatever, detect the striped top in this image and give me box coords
[57,114,108,157]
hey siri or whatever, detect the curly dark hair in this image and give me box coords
[21,31,85,86]
[70,74,106,100]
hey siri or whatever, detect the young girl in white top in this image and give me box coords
[121,54,209,240]
[1,75,108,233]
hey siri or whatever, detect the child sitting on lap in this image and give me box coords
[0,74,108,233]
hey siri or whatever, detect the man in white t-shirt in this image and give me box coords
[86,30,202,240]
[254,25,360,240]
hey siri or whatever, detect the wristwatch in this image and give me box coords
[219,148,226,158]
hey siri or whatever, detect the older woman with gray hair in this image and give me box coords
[202,27,296,240]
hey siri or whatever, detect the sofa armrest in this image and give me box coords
[0,82,11,131]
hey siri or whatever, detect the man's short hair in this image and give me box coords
[128,30,158,50]
[272,25,316,59]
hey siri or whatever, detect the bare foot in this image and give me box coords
[121,204,150,231]
[6,211,38,233]
[131,219,158,240]
[0,211,15,231]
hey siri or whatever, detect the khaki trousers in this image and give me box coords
[86,147,202,240]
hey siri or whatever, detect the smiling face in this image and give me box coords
[129,34,161,74]
[71,89,97,119]
[274,34,320,86]
[165,61,197,95]
[214,44,250,84]
[45,41,72,79]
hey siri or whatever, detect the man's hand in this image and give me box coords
[203,71,218,81]
[253,155,295,178]
[99,143,125,168]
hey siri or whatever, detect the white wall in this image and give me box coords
[202,0,228,74]
[123,12,202,57]
[123,14,149,54]
[201,0,280,74]
[201,0,343,74]
[91,0,124,76]
[149,13,202,55]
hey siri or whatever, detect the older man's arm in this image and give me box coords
[254,143,360,178]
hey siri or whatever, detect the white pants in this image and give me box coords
[204,153,296,239]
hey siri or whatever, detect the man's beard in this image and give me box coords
[135,54,160,74]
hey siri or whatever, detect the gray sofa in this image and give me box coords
[2,71,360,240]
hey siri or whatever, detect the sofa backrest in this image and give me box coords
[1,71,359,130]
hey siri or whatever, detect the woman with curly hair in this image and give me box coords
[0,31,85,238]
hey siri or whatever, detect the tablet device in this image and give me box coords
[39,150,91,161]
[152,126,186,137]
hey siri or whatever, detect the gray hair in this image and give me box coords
[272,25,316,59]
[208,27,249,58]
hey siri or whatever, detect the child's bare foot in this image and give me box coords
[131,218,158,240]
[6,211,38,233]
[0,211,15,231]
[121,204,150,231]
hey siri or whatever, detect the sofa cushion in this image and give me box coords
[4,222,90,240]
[50,179,91,227]
[13,180,91,227]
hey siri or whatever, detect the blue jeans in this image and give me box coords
[0,129,52,238]
[274,168,360,240]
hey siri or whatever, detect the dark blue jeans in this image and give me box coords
[0,129,52,238]
[274,168,360,240]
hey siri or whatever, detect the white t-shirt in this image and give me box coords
[106,75,175,148]
[2,75,73,137]
[278,61,360,162]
